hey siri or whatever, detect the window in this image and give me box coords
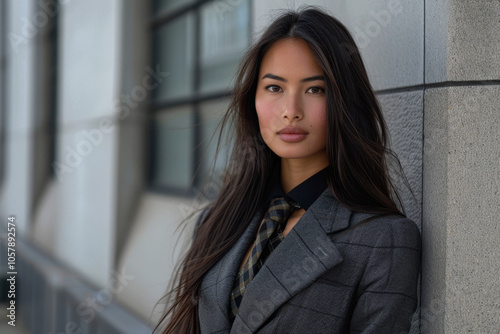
[149,0,251,194]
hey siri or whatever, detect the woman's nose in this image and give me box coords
[281,93,303,121]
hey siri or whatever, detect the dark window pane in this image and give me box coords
[154,0,196,16]
[149,0,251,193]
[152,105,195,189]
[152,13,195,102]
[199,0,250,94]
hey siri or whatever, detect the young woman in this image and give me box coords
[154,7,421,334]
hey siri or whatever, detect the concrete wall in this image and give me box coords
[422,1,500,333]
[48,0,121,287]
[1,0,122,287]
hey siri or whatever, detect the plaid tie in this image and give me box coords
[229,197,295,317]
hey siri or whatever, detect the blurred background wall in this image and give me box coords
[0,0,498,333]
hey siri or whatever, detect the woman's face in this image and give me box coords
[255,38,328,167]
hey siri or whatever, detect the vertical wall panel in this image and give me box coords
[53,0,120,286]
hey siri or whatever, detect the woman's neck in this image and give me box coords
[280,157,329,193]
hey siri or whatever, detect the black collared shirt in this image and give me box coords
[265,165,329,210]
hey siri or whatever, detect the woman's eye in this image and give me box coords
[266,85,282,93]
[307,87,325,94]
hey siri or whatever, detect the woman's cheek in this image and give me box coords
[258,114,274,144]
[256,101,277,143]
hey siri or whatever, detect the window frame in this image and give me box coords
[147,0,252,196]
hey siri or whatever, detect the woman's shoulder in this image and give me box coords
[342,211,421,250]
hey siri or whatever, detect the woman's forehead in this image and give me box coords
[258,38,323,79]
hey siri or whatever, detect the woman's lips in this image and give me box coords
[277,127,308,142]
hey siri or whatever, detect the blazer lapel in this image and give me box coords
[231,189,352,333]
[199,207,266,333]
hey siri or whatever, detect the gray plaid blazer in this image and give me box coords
[198,189,421,333]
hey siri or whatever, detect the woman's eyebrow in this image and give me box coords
[301,75,324,82]
[261,73,325,82]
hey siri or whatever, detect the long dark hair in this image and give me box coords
[154,7,405,333]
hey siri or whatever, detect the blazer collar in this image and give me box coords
[199,189,352,334]
[231,189,351,333]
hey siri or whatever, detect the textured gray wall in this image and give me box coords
[422,0,500,333]
[365,0,500,332]
[423,85,500,332]
[378,91,423,225]
[423,85,500,333]
[379,91,424,334]
[426,0,500,83]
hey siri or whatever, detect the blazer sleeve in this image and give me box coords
[349,218,422,333]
